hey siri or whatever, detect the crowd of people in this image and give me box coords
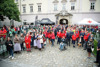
[0,24,100,67]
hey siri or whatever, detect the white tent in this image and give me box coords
[78,18,100,25]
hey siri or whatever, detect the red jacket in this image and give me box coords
[84,34,89,41]
[48,32,51,38]
[25,36,31,44]
[45,31,48,38]
[51,32,55,39]
[3,29,7,38]
[61,33,66,38]
[72,34,76,40]
[57,32,61,38]
[75,31,79,38]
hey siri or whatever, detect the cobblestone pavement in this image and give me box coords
[0,40,98,67]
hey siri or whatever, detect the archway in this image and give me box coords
[60,19,68,25]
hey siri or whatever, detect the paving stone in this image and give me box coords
[0,40,97,67]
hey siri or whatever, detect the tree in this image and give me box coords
[0,0,20,21]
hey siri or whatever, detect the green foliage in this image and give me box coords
[93,40,98,56]
[0,0,20,21]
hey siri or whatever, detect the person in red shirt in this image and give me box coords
[50,31,55,46]
[72,32,76,47]
[2,27,7,39]
[57,30,61,44]
[48,31,51,44]
[25,33,31,52]
[61,31,66,38]
[75,30,79,45]
[83,32,89,50]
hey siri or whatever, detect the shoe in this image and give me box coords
[73,46,75,48]
[9,56,12,58]
[87,57,91,59]
[94,61,98,63]
[83,49,86,50]
[12,57,14,59]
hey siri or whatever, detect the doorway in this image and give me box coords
[60,19,68,25]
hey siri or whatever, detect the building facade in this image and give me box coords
[15,0,100,25]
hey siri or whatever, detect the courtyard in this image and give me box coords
[0,40,97,67]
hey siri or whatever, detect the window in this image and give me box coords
[54,4,57,11]
[71,3,75,10]
[23,6,26,13]
[62,3,66,10]
[38,5,41,12]
[30,6,33,12]
[90,2,95,10]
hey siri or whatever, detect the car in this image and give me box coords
[39,18,55,25]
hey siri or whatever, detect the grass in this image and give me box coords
[93,39,98,56]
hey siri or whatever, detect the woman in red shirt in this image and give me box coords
[25,33,31,52]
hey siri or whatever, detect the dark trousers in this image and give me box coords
[21,43,24,50]
[67,39,70,46]
[41,43,43,48]
[96,51,100,66]
[76,38,79,45]
[84,41,88,50]
[81,37,84,47]
[72,40,75,46]
[57,38,61,44]
[8,48,13,57]
[51,39,54,46]
[31,40,34,47]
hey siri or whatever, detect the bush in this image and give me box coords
[93,39,98,56]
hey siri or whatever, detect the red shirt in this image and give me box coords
[51,32,55,39]
[3,29,7,33]
[72,34,76,40]
[75,31,79,38]
[61,33,66,38]
[25,36,31,44]
[84,34,89,41]
[48,32,51,38]
[57,32,61,38]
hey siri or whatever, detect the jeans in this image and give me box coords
[41,43,43,48]
[51,39,54,46]
[81,37,84,47]
[84,41,88,49]
[72,40,75,46]
[57,38,61,44]
[9,48,13,57]
[76,38,79,45]
[67,39,70,46]
[21,43,24,50]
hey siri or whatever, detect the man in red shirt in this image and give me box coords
[50,31,55,46]
[75,30,79,45]
[72,32,76,47]
[83,31,89,50]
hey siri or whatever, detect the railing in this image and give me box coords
[0,34,8,58]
